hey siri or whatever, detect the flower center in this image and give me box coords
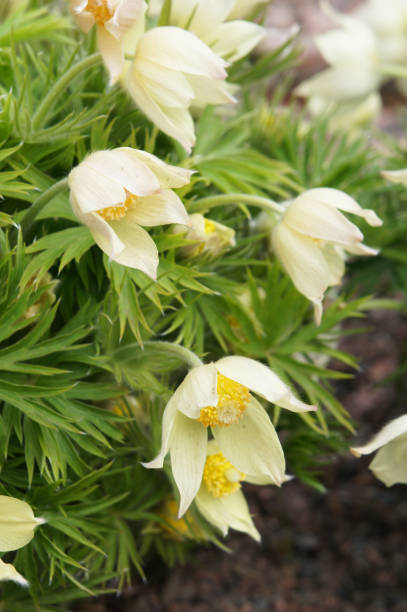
[97,193,135,221]
[204,219,216,235]
[203,452,245,498]
[86,0,113,26]
[197,373,250,427]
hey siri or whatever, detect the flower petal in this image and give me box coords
[295,66,380,102]
[142,393,179,469]
[211,21,265,62]
[213,396,286,485]
[125,149,193,188]
[128,190,189,227]
[215,355,289,403]
[187,74,236,106]
[173,363,218,420]
[0,496,44,552]
[170,413,208,516]
[351,415,407,456]
[71,200,125,258]
[196,486,260,541]
[68,162,126,214]
[107,219,159,277]
[0,560,28,587]
[97,25,123,85]
[298,188,382,227]
[382,168,407,186]
[105,0,144,39]
[272,222,330,303]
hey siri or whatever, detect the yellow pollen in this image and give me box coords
[97,194,135,221]
[86,0,113,25]
[204,219,216,235]
[197,373,250,427]
[203,452,245,498]
[310,236,324,247]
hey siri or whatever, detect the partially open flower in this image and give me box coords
[68,147,192,278]
[195,440,273,540]
[123,27,235,151]
[143,356,315,516]
[69,0,145,83]
[0,495,45,586]
[174,213,235,258]
[351,415,407,486]
[271,188,382,324]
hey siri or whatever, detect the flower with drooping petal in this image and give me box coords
[351,415,407,486]
[196,440,274,540]
[68,147,192,278]
[143,356,315,517]
[0,495,45,586]
[69,0,145,84]
[174,213,235,258]
[271,188,382,324]
[167,0,265,63]
[122,26,235,151]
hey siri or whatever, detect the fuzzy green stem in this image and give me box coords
[31,53,102,132]
[115,341,204,369]
[21,178,68,238]
[189,193,285,215]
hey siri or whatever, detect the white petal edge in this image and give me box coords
[127,190,189,227]
[0,560,28,587]
[350,415,407,456]
[173,363,218,420]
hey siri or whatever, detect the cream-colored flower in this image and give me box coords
[123,26,235,151]
[295,7,381,108]
[227,0,268,20]
[382,167,407,186]
[0,495,45,586]
[68,147,192,278]
[69,0,145,84]
[271,188,382,324]
[174,213,235,258]
[167,0,265,63]
[143,356,315,516]
[351,415,407,486]
[196,440,272,540]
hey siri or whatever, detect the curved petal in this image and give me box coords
[173,363,218,420]
[211,21,265,62]
[196,486,260,541]
[351,415,407,456]
[295,66,380,102]
[283,197,363,247]
[170,414,207,516]
[0,560,28,587]
[124,149,193,188]
[322,244,346,286]
[272,223,330,303]
[128,190,189,227]
[213,397,286,485]
[296,188,382,227]
[105,0,144,39]
[0,496,44,552]
[72,204,125,258]
[215,355,289,403]
[136,27,228,78]
[107,219,158,277]
[126,71,195,152]
[369,434,407,487]
[382,168,407,187]
[97,26,123,84]
[187,74,236,107]
[68,163,126,214]
[275,393,316,414]
[142,393,179,469]
[134,58,195,108]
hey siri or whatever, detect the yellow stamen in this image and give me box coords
[86,0,113,25]
[204,219,216,235]
[198,373,250,427]
[98,193,135,221]
[203,452,245,497]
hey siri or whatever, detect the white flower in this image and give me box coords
[0,495,45,587]
[68,147,192,278]
[382,167,407,186]
[195,440,273,541]
[168,0,265,63]
[227,0,269,20]
[174,213,235,258]
[143,356,315,516]
[295,8,381,106]
[271,188,382,324]
[123,26,235,152]
[69,0,145,84]
[351,415,407,486]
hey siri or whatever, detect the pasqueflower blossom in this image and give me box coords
[351,415,407,486]
[143,356,315,516]
[167,0,265,63]
[123,26,234,151]
[68,147,191,278]
[69,0,144,83]
[271,188,382,324]
[0,495,45,586]
[174,213,235,258]
[196,440,273,540]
